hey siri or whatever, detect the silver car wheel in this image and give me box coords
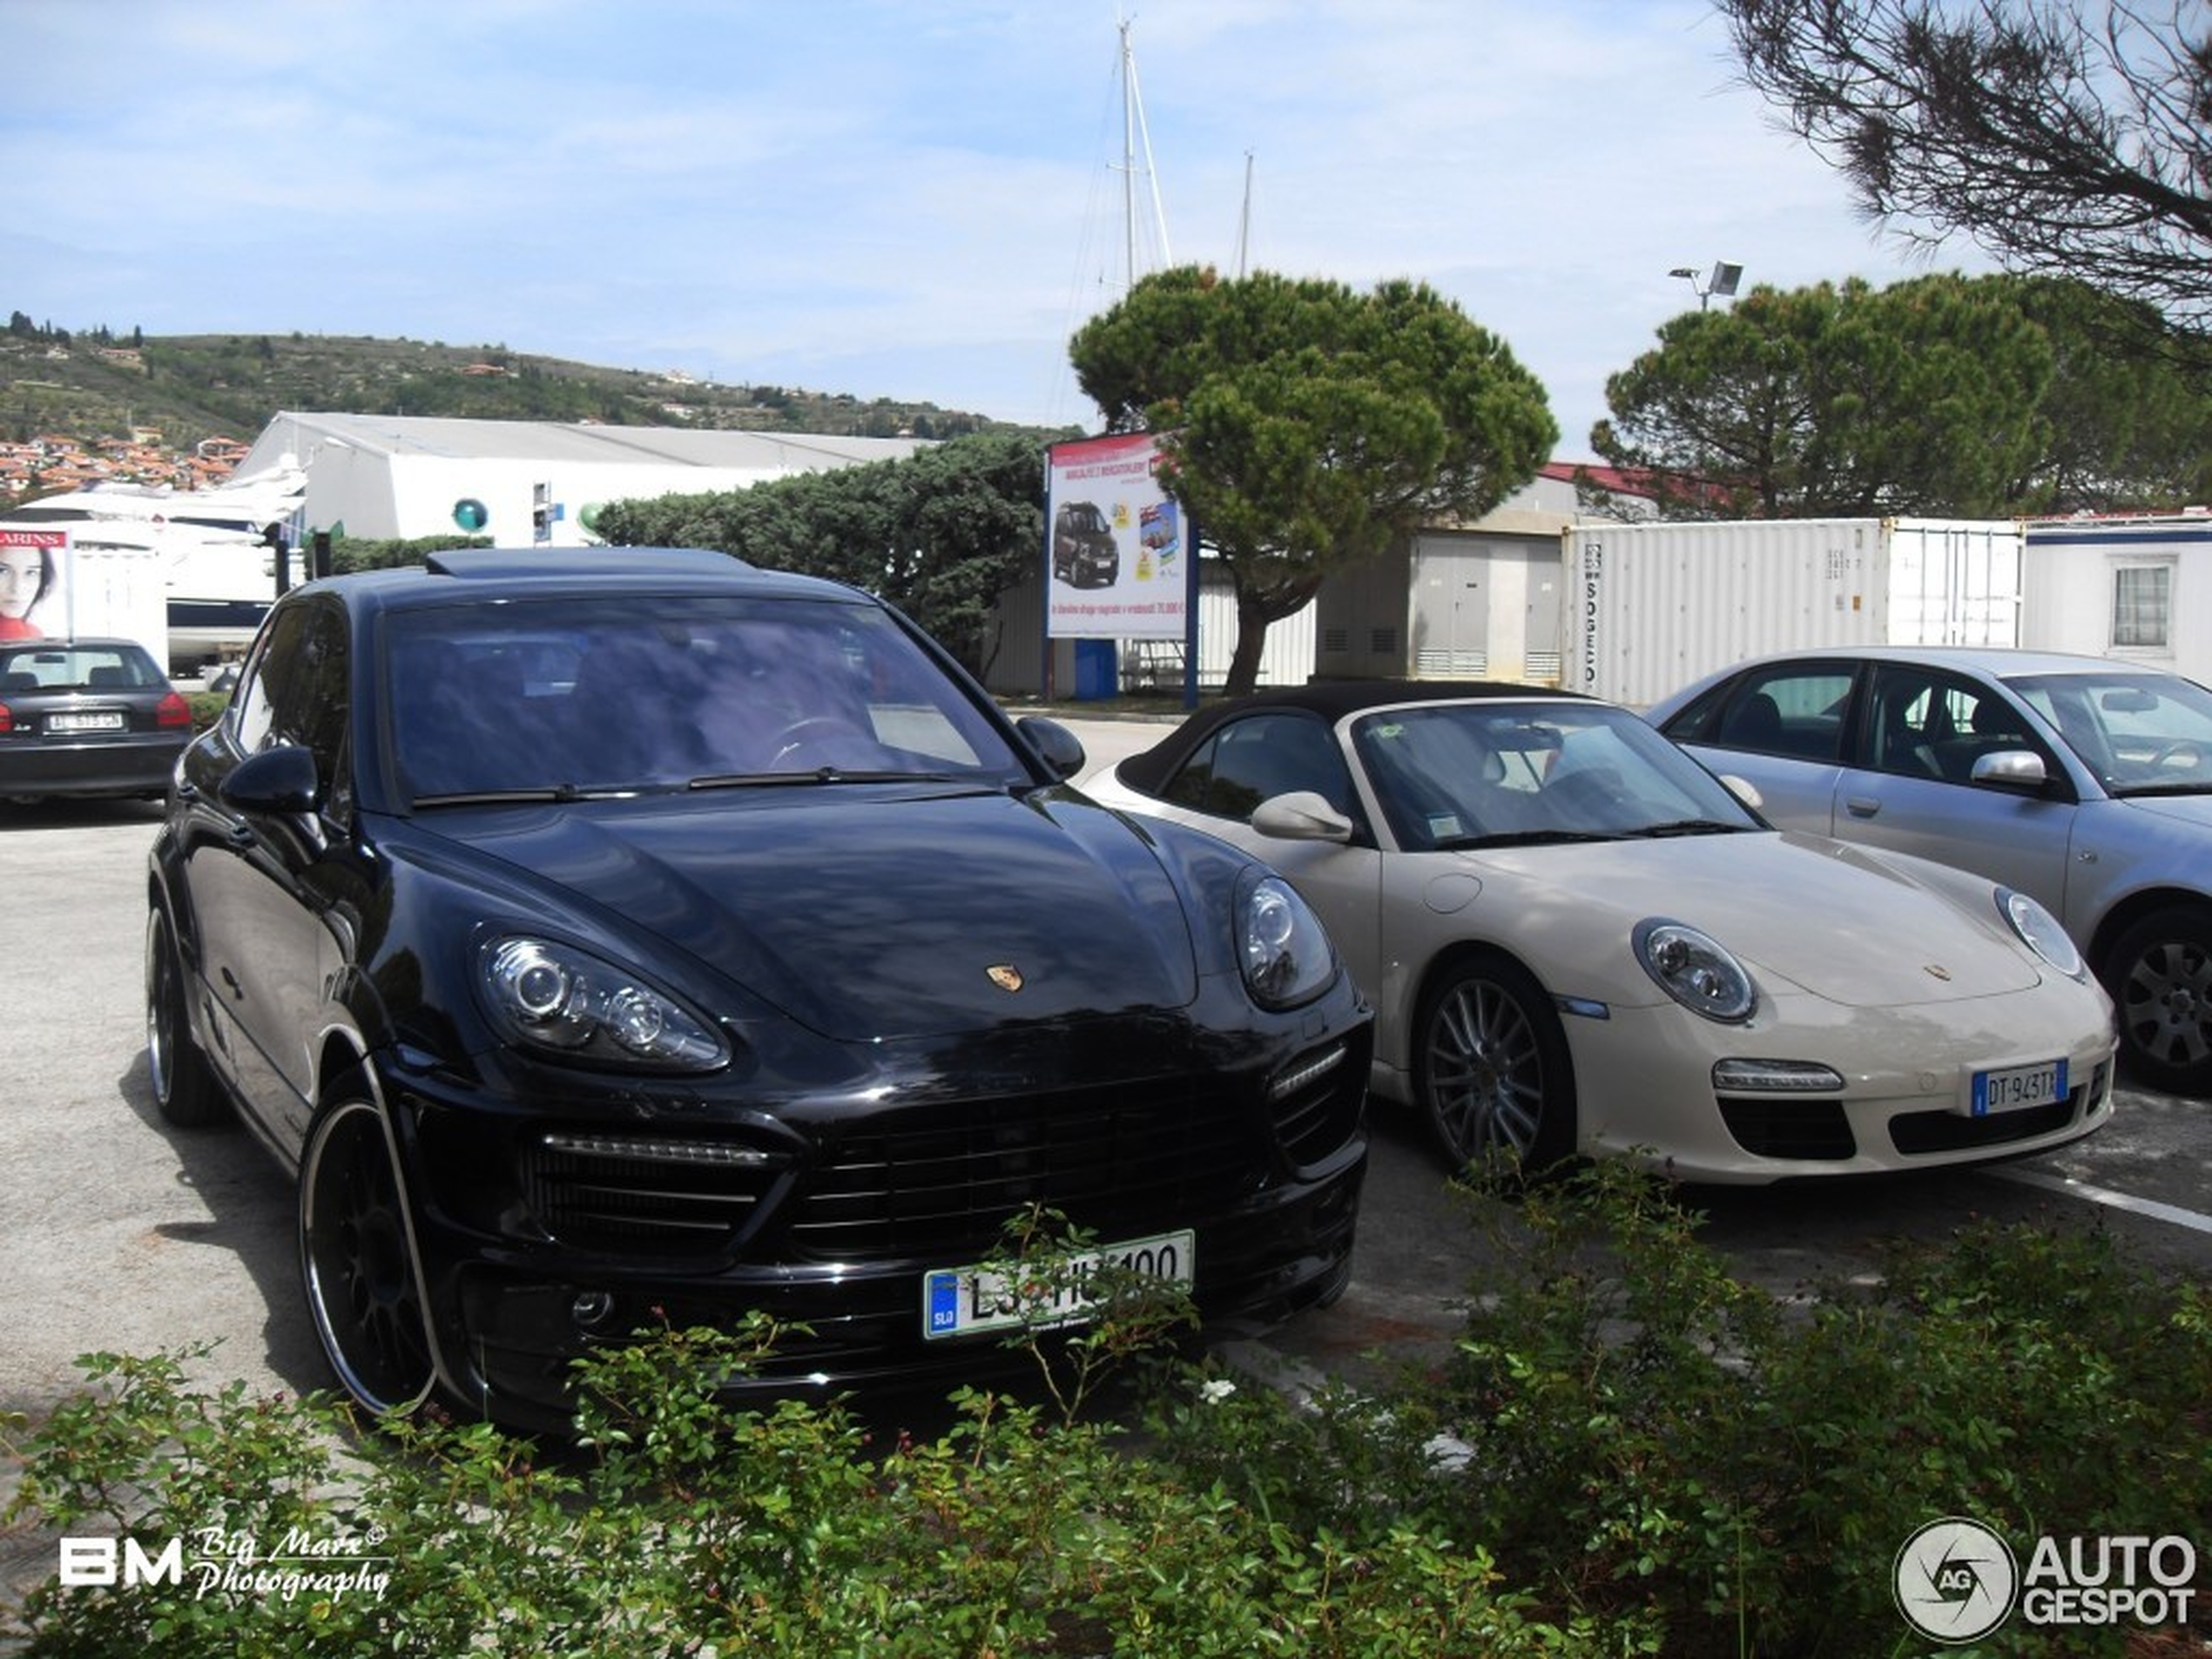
[2109,905,2212,1095]
[1418,957,1575,1170]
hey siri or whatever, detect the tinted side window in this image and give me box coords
[1867,665,2054,785]
[231,600,350,786]
[1163,713,1352,821]
[1700,668,1853,762]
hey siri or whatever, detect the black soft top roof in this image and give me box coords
[1115,678,1588,797]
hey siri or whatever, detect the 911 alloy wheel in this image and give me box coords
[1415,954,1576,1170]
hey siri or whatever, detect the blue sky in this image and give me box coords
[2,0,1987,456]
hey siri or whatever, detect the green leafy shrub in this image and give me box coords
[6,1182,2205,1656]
[2,1216,1607,1657]
[1413,1162,2212,1656]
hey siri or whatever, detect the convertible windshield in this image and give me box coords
[383,596,1028,804]
[1351,701,1763,850]
[2013,670,2212,797]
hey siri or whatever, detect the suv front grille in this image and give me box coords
[787,1079,1260,1263]
[522,1134,781,1255]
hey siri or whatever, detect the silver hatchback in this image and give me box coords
[1649,647,2212,1095]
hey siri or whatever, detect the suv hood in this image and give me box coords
[418,786,1203,1041]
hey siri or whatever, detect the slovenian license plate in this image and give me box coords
[47,711,125,733]
[1969,1058,2068,1116]
[922,1228,1195,1339]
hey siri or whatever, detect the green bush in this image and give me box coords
[1,1213,1609,1657]
[6,1178,2205,1656]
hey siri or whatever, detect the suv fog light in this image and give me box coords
[570,1290,618,1330]
[1713,1058,1845,1092]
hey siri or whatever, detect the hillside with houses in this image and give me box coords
[1,314,1040,509]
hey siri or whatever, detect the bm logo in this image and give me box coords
[58,1537,183,1588]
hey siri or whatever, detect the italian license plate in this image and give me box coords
[922,1228,1195,1339]
[49,711,125,733]
[1969,1058,2067,1116]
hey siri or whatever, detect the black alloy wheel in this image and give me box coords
[145,906,226,1128]
[300,1095,439,1416]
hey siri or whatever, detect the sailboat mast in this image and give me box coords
[1116,15,1172,293]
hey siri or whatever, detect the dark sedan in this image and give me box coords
[145,548,1369,1432]
[0,637,193,801]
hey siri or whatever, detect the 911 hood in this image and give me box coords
[1473,830,2042,1008]
[419,786,1202,1041]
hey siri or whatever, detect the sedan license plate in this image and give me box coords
[923,1229,1194,1339]
[1969,1058,2067,1116]
[47,711,125,733]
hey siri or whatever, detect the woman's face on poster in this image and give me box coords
[0,545,48,620]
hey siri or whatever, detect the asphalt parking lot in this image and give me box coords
[1,712,2206,1440]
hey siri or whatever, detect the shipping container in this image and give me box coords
[2020,514,2212,686]
[1562,516,2021,708]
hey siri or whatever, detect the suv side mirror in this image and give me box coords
[1015,716,1087,780]
[220,744,322,815]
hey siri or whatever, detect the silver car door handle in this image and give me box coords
[1844,795,1881,819]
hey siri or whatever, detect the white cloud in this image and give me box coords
[0,0,1988,448]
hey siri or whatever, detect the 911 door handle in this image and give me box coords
[1844,796,1881,819]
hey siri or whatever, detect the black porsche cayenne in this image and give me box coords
[146,548,1370,1431]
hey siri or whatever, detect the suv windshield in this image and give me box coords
[384,596,1028,803]
[2013,670,2212,797]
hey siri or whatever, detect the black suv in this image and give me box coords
[146,548,1369,1429]
[1051,500,1120,588]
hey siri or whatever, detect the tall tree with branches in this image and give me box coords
[1720,0,2212,344]
[1069,267,1555,694]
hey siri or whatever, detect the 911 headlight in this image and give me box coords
[1633,918,1757,1023]
[1238,874,1337,1009]
[479,936,728,1069]
[1998,888,2086,980]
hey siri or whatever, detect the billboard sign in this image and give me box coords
[1045,433,1188,640]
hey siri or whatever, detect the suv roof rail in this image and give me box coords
[423,547,749,580]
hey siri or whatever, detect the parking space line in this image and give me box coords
[1991,1167,2212,1238]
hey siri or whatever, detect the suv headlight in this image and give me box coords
[1634,918,1757,1022]
[479,936,728,1069]
[1238,873,1337,1010]
[1998,888,2086,980]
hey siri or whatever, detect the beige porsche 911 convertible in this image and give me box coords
[1079,681,2119,1184]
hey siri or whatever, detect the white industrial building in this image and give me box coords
[235,412,927,547]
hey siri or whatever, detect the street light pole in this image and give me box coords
[1668,261,1744,311]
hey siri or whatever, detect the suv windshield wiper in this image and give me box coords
[412,782,662,806]
[688,767,968,791]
